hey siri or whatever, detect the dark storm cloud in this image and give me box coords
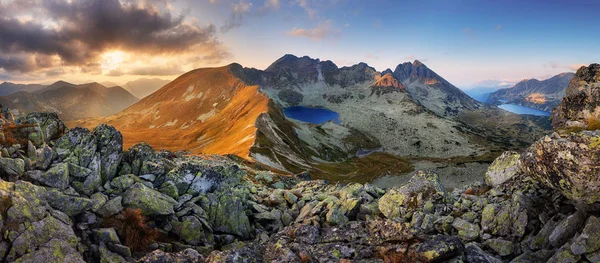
[0,0,231,72]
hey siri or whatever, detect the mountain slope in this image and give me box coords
[488,72,574,112]
[0,82,46,96]
[122,78,171,99]
[0,81,138,121]
[69,55,549,177]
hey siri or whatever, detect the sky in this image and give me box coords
[1,0,599,88]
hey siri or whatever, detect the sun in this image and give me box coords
[101,50,126,71]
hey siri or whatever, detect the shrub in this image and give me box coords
[586,116,600,130]
[103,208,158,252]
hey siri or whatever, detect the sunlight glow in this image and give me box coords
[101,51,127,71]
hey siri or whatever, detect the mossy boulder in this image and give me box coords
[485,151,521,186]
[205,192,253,239]
[92,124,123,182]
[521,131,600,204]
[0,157,24,178]
[378,171,445,220]
[122,182,177,216]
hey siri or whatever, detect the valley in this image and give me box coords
[63,55,550,187]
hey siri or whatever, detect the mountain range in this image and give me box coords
[69,54,549,178]
[121,78,171,99]
[0,81,138,121]
[487,72,575,112]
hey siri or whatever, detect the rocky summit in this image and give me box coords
[0,65,598,263]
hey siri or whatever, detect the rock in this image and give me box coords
[99,243,126,263]
[16,112,66,147]
[54,127,97,168]
[415,235,464,262]
[452,218,480,242]
[510,249,555,263]
[106,243,132,259]
[93,124,123,182]
[0,157,24,178]
[547,243,581,263]
[465,243,503,263]
[551,63,600,129]
[34,144,55,170]
[485,151,521,186]
[206,193,253,239]
[378,171,445,220]
[93,228,121,244]
[7,216,81,262]
[570,215,600,255]
[484,238,514,256]
[97,196,123,217]
[172,216,211,246]
[480,200,527,238]
[326,204,349,226]
[549,211,586,248]
[122,183,177,216]
[137,249,204,263]
[41,163,70,189]
[521,130,600,204]
[12,238,85,263]
[530,215,563,250]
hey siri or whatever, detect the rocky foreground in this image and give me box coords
[0,64,600,262]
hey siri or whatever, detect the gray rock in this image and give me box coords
[570,215,600,255]
[97,196,123,217]
[484,238,514,256]
[510,249,555,263]
[93,228,121,244]
[378,171,445,220]
[0,157,24,178]
[485,151,521,186]
[549,211,586,248]
[547,243,581,263]
[41,163,70,189]
[452,218,480,242]
[465,243,503,263]
[122,182,177,216]
[93,124,123,182]
[137,249,203,263]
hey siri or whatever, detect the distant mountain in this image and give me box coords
[463,87,503,103]
[71,54,549,177]
[0,82,46,96]
[100,81,120,88]
[0,81,139,121]
[122,78,171,99]
[488,73,575,112]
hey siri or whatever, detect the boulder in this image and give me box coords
[485,151,521,186]
[551,63,600,129]
[15,112,66,147]
[0,157,24,178]
[378,171,445,220]
[92,124,123,181]
[571,216,600,255]
[137,249,204,263]
[452,218,480,242]
[465,243,502,263]
[205,192,253,239]
[122,182,177,216]
[521,131,600,204]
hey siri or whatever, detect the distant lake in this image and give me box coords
[498,104,550,116]
[284,106,341,124]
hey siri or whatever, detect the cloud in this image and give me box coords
[365,53,379,60]
[221,0,253,32]
[544,61,585,71]
[568,64,586,71]
[0,0,231,73]
[107,64,183,76]
[287,20,340,41]
[495,24,503,30]
[295,0,316,19]
[404,55,415,61]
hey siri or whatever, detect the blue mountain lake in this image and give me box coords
[284,106,341,124]
[498,104,550,116]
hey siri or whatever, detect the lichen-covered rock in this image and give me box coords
[93,124,123,182]
[465,243,502,263]
[40,163,70,189]
[452,218,480,242]
[378,171,445,220]
[484,238,514,256]
[521,131,600,204]
[552,63,600,129]
[547,242,581,263]
[137,249,204,263]
[93,228,121,244]
[205,192,253,239]
[97,196,123,217]
[480,199,527,238]
[15,112,66,147]
[570,215,600,255]
[0,157,24,178]
[485,151,521,186]
[549,211,587,248]
[122,182,177,216]
[47,189,94,216]
[172,216,212,246]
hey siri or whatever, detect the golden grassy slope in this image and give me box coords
[68,65,270,158]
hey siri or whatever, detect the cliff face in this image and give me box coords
[551,64,600,129]
[488,72,574,112]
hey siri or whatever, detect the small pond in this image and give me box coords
[284,106,341,124]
